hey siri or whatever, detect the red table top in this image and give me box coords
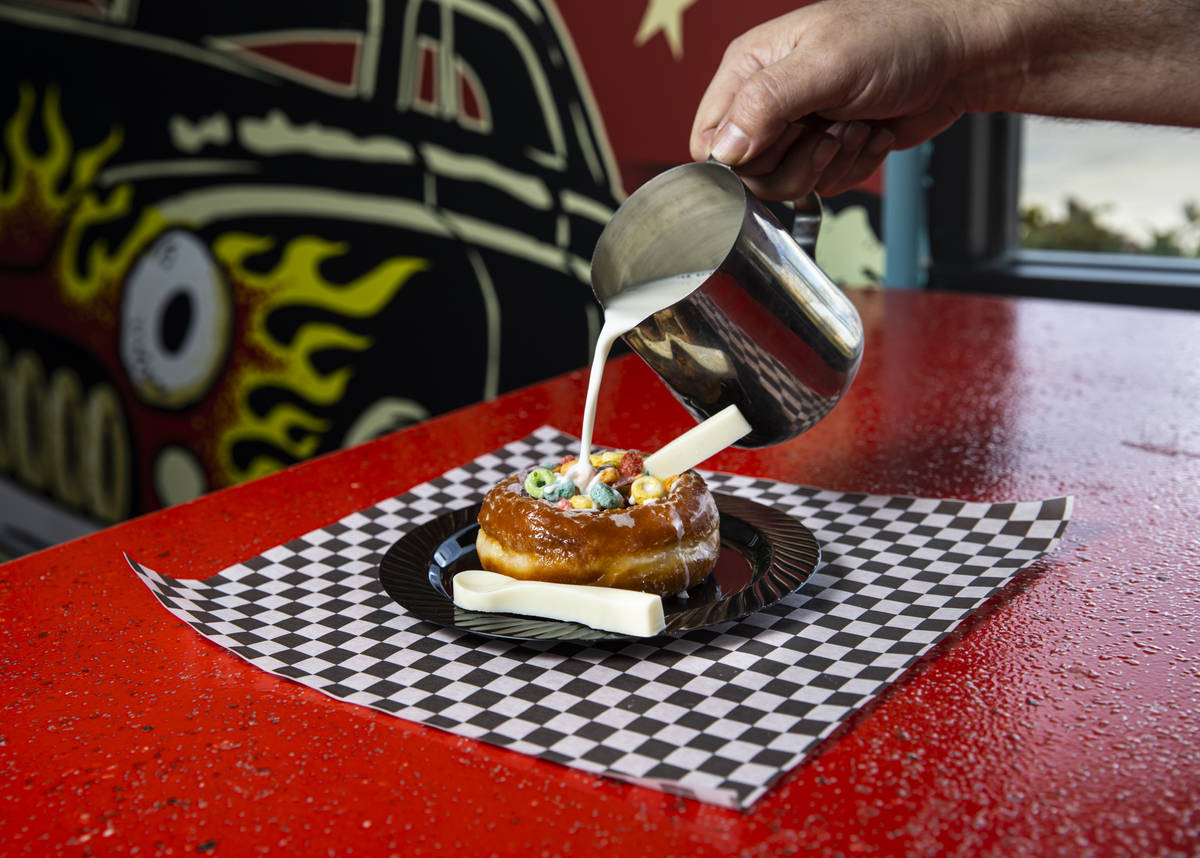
[3,289,1198,857]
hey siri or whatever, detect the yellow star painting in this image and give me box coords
[635,0,700,59]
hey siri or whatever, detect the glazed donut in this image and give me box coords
[476,469,720,597]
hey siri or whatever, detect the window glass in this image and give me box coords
[1019,116,1200,257]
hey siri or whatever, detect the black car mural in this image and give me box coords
[0,0,624,549]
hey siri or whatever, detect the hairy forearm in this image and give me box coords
[690,0,1200,199]
[955,0,1200,125]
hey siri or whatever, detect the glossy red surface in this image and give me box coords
[2,290,1198,856]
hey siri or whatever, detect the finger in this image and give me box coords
[691,125,718,163]
[725,121,809,177]
[884,104,962,152]
[816,103,954,196]
[690,33,774,160]
[706,63,803,166]
[816,127,895,196]
[734,128,842,201]
[707,31,854,166]
[690,70,747,161]
[808,120,871,191]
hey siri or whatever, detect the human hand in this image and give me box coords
[689,0,973,200]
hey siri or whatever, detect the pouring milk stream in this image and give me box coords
[563,270,712,489]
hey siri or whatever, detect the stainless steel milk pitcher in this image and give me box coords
[590,161,864,447]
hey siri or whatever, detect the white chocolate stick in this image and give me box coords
[453,570,666,637]
[643,404,751,479]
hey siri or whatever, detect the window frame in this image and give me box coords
[926,113,1200,310]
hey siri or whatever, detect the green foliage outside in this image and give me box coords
[1020,198,1200,256]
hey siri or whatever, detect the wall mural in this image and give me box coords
[0,0,882,553]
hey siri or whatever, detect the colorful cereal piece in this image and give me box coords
[543,478,578,501]
[569,495,596,510]
[588,481,624,510]
[524,467,556,499]
[595,467,619,484]
[599,450,624,466]
[630,475,666,504]
[619,451,644,478]
[555,498,571,510]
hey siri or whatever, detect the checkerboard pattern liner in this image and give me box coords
[127,427,1073,810]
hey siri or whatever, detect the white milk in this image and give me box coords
[565,271,709,488]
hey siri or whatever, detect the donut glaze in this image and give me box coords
[475,470,721,596]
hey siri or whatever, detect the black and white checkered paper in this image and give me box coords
[128,427,1072,809]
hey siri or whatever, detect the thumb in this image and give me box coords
[709,51,847,166]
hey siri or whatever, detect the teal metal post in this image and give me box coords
[883,145,930,288]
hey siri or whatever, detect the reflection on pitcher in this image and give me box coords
[592,162,864,447]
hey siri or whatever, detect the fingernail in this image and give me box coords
[709,122,751,165]
[813,134,841,170]
[865,127,896,158]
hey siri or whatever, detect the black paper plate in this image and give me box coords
[378,493,819,643]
